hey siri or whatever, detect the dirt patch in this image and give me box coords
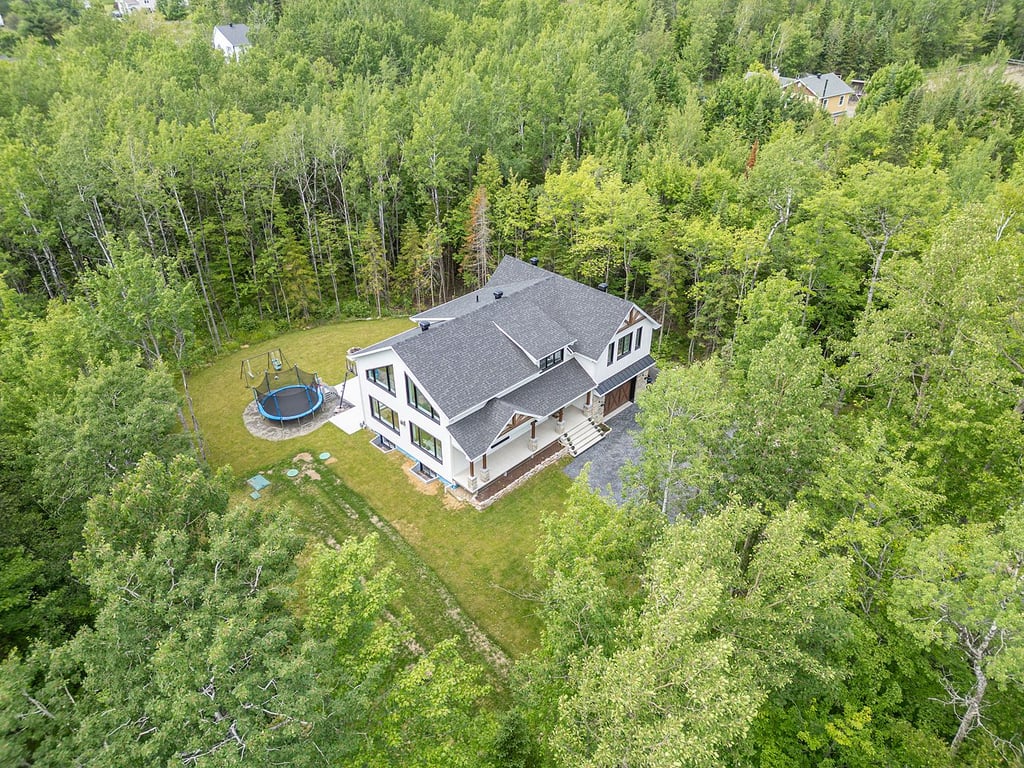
[397,460,467,509]
[293,452,314,463]
[442,492,466,510]
[324,457,338,466]
[401,460,442,494]
[303,469,321,480]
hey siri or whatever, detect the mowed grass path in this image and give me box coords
[190,319,569,656]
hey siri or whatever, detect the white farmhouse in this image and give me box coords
[212,23,250,61]
[114,0,155,14]
[348,257,658,502]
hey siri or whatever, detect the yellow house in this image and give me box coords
[778,72,856,121]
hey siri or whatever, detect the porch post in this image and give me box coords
[529,420,538,452]
[468,460,477,492]
[555,407,565,434]
[480,452,490,482]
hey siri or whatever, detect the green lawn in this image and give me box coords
[190,318,411,474]
[189,318,569,658]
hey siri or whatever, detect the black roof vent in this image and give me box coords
[419,321,430,332]
[597,283,608,292]
[493,290,503,300]
[529,257,539,266]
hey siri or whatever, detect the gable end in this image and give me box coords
[617,306,646,334]
[498,412,533,437]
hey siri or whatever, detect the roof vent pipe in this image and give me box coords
[493,290,503,300]
[597,283,608,292]
[529,257,539,266]
[419,321,430,332]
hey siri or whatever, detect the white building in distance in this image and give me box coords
[212,23,250,61]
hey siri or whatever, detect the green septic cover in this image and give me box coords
[247,474,271,491]
[286,468,300,477]
[319,452,331,460]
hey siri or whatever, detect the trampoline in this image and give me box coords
[250,364,325,423]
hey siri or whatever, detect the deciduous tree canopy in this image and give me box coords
[2,0,1023,763]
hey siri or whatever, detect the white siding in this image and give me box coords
[574,318,657,383]
[350,347,456,484]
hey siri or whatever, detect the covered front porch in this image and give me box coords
[451,404,593,496]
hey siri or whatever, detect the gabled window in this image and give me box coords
[406,375,438,421]
[617,333,633,360]
[635,327,643,351]
[607,343,614,365]
[366,365,395,395]
[540,349,564,371]
[411,423,442,461]
[369,396,399,433]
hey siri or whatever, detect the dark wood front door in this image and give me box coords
[603,377,636,416]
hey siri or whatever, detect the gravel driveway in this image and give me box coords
[563,403,642,504]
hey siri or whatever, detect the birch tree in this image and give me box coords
[889,506,1024,756]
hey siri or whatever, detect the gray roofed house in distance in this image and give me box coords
[347,257,659,505]
[212,23,251,61]
[775,70,857,121]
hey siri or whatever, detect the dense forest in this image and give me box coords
[1,0,1023,764]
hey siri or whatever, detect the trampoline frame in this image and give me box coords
[248,360,326,423]
[256,383,325,422]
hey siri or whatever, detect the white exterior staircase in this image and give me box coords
[561,417,608,457]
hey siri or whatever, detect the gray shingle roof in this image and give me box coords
[489,257,551,286]
[390,309,539,418]
[524,277,637,359]
[502,358,595,416]
[787,72,853,99]
[354,325,421,355]
[447,400,517,462]
[492,300,576,361]
[411,260,546,322]
[448,359,595,459]
[214,23,250,47]
[358,257,656,420]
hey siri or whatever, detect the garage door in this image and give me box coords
[603,377,635,416]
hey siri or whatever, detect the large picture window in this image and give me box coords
[411,423,442,461]
[369,396,399,433]
[540,349,564,371]
[366,365,395,395]
[617,333,633,359]
[406,375,438,421]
